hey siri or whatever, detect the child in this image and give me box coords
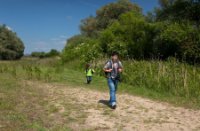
[85,64,95,84]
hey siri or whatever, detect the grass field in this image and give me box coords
[0,58,200,130]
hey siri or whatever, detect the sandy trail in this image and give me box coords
[27,81,200,131]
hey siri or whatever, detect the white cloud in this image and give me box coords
[51,35,67,41]
[58,40,66,45]
[6,26,12,31]
[26,35,67,53]
[50,38,60,41]
[33,41,50,52]
[50,35,67,45]
[0,23,13,31]
[59,35,67,38]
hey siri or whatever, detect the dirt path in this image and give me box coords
[26,81,200,131]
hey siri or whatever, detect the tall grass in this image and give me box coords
[121,59,200,100]
[62,57,200,100]
[0,58,62,82]
[79,57,200,105]
[1,57,200,108]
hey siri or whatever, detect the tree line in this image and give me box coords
[62,0,200,64]
[31,49,60,58]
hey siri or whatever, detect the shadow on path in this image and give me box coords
[98,100,112,109]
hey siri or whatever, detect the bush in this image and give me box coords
[31,52,47,58]
[0,25,25,60]
[154,22,200,63]
[62,37,101,63]
[46,49,60,57]
[31,49,60,58]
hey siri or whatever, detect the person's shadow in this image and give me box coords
[98,100,111,109]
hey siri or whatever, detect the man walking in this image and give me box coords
[103,52,123,109]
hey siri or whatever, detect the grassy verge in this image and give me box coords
[0,73,49,131]
[0,57,200,111]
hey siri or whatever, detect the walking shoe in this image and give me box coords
[111,102,117,109]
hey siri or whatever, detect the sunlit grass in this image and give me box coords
[1,57,200,130]
[1,57,200,110]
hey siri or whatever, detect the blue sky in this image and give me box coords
[0,0,158,54]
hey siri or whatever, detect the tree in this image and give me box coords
[46,49,60,57]
[80,0,142,37]
[96,0,142,30]
[31,52,46,58]
[0,25,25,60]
[159,0,176,8]
[31,49,60,58]
[154,22,200,62]
[156,0,200,26]
[80,16,98,37]
[99,12,154,59]
[65,35,89,48]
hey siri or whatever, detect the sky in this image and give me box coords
[0,0,159,54]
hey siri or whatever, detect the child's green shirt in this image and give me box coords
[86,69,95,76]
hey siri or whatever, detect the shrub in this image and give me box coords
[0,25,24,60]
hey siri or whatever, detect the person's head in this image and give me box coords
[85,63,90,69]
[111,52,119,62]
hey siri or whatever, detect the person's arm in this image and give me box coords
[118,68,123,73]
[103,61,112,72]
[118,61,123,73]
[92,69,95,73]
[103,68,112,73]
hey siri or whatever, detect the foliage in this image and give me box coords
[62,0,200,64]
[89,58,200,102]
[80,0,142,37]
[47,49,60,57]
[99,12,154,59]
[80,16,98,37]
[156,0,200,26]
[62,37,101,63]
[31,49,60,58]
[0,24,25,60]
[95,0,142,30]
[154,22,200,62]
[65,34,90,48]
[122,59,200,99]
[31,52,46,58]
